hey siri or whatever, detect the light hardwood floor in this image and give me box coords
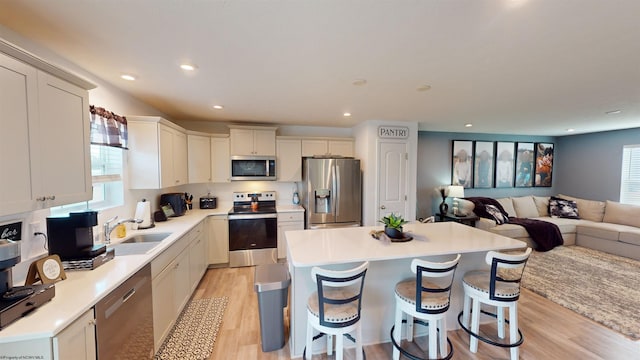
[193,266,639,359]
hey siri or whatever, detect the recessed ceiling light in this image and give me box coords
[121,74,136,81]
[417,84,432,92]
[352,79,367,86]
[567,128,575,132]
[343,112,352,117]
[180,64,197,71]
[465,123,473,128]
[213,105,224,110]
[606,109,622,115]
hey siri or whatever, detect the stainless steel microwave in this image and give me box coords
[230,156,277,181]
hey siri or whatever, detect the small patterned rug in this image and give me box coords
[521,246,639,340]
[155,297,228,360]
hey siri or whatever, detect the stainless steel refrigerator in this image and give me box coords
[301,157,362,229]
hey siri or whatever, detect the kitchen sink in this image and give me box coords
[109,232,171,256]
[121,232,171,244]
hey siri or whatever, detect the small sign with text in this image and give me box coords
[378,126,409,139]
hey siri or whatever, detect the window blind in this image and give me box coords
[620,144,640,206]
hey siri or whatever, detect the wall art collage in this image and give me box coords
[451,140,554,189]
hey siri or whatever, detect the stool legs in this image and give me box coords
[392,306,402,360]
[470,298,480,353]
[327,334,333,356]
[497,307,505,339]
[355,323,363,360]
[305,320,312,360]
[439,318,447,358]
[509,302,519,360]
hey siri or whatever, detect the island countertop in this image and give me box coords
[286,221,526,267]
[285,222,527,358]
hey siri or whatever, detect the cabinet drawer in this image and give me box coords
[278,212,304,222]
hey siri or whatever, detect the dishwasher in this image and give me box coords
[95,263,154,359]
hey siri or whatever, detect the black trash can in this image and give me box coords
[254,263,291,352]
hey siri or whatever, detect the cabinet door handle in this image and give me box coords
[380,205,386,209]
[36,196,46,202]
[46,195,56,201]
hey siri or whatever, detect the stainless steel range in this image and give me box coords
[228,191,277,267]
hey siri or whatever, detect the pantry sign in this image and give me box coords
[378,126,409,139]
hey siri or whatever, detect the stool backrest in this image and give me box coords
[311,261,369,328]
[485,248,532,301]
[411,254,461,314]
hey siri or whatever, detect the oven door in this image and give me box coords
[228,213,278,267]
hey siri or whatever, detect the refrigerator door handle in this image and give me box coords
[334,163,340,217]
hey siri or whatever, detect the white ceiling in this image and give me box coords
[1,0,639,136]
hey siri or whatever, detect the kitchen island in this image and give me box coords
[285,221,527,358]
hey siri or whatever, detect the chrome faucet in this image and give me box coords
[104,216,143,244]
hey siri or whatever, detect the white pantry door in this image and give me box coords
[377,140,408,221]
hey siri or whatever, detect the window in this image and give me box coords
[620,144,640,206]
[50,145,124,216]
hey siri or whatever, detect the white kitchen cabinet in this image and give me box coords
[0,53,39,216]
[211,135,230,183]
[207,215,229,265]
[229,126,277,156]
[36,71,92,206]
[0,53,91,216]
[152,255,177,351]
[188,133,212,183]
[277,212,304,259]
[301,138,354,158]
[128,117,188,189]
[53,309,96,360]
[0,44,93,216]
[189,223,207,291]
[277,138,302,182]
[151,222,207,351]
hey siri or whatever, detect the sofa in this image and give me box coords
[467,194,640,261]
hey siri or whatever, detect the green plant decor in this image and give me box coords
[380,213,408,239]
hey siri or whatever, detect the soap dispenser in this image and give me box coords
[292,191,300,205]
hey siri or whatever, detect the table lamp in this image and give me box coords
[448,185,465,216]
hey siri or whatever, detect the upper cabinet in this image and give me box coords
[0,50,92,216]
[211,136,231,183]
[276,138,302,182]
[301,138,354,158]
[128,117,188,189]
[187,133,212,184]
[229,125,277,156]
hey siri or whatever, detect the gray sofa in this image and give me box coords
[471,194,640,260]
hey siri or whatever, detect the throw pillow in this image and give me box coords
[511,196,539,218]
[486,204,509,224]
[549,198,580,219]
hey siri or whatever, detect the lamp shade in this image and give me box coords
[447,185,465,199]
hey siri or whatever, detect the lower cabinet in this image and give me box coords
[207,215,229,265]
[277,212,304,259]
[151,221,207,351]
[53,309,96,360]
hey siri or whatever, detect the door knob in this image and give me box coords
[380,205,386,209]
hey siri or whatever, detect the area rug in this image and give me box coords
[155,297,229,360]
[521,246,639,340]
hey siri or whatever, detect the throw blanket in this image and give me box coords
[465,197,564,251]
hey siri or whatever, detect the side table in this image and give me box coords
[437,213,479,227]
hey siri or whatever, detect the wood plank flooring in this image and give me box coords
[193,266,639,359]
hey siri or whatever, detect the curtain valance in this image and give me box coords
[89,105,128,149]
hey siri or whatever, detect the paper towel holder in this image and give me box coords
[134,199,155,229]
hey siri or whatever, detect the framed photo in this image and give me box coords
[495,142,515,188]
[515,142,535,187]
[534,143,554,187]
[451,140,473,188]
[473,141,495,188]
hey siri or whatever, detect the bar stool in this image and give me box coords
[458,248,532,360]
[391,254,461,360]
[304,261,369,360]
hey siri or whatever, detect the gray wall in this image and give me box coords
[417,131,556,219]
[555,127,640,202]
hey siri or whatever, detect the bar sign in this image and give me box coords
[0,221,22,241]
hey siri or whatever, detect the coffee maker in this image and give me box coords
[47,211,105,260]
[0,239,55,329]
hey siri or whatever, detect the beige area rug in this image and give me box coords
[521,246,639,340]
[155,297,229,360]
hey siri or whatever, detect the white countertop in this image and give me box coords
[286,222,527,267]
[0,204,303,343]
